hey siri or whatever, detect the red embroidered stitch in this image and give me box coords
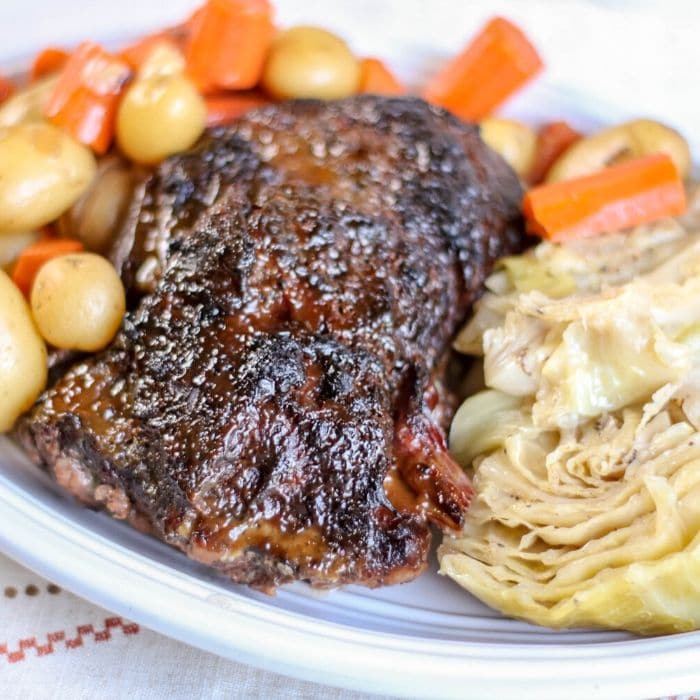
[0,617,140,663]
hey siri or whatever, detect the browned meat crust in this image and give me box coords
[18,96,524,589]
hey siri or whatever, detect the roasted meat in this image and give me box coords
[18,96,524,589]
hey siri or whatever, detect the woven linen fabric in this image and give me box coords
[0,553,391,699]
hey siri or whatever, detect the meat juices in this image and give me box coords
[19,97,524,589]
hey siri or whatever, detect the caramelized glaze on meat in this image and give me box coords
[19,97,524,589]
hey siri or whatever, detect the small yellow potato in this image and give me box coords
[262,26,360,100]
[547,118,691,183]
[0,123,96,234]
[480,118,537,178]
[30,253,126,352]
[138,41,186,80]
[0,74,58,128]
[59,156,134,253]
[116,74,206,164]
[0,231,39,271]
[0,269,47,432]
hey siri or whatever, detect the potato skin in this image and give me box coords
[116,74,206,165]
[479,118,537,178]
[0,123,96,234]
[547,119,691,183]
[262,26,360,100]
[59,156,134,254]
[0,270,47,432]
[30,253,126,352]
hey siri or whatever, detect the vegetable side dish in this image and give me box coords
[0,0,697,632]
[441,202,700,634]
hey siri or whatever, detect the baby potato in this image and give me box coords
[480,118,537,178]
[0,123,96,234]
[0,269,47,432]
[547,119,691,183]
[30,253,126,352]
[116,73,206,164]
[262,26,360,100]
[0,75,58,128]
[59,156,134,253]
[138,40,186,80]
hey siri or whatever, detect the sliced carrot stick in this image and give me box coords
[528,121,581,184]
[0,75,15,103]
[186,0,274,93]
[358,58,405,95]
[205,92,272,126]
[12,239,84,296]
[522,153,687,242]
[44,42,132,154]
[423,17,543,122]
[30,47,70,82]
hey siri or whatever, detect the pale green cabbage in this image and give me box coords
[441,216,700,634]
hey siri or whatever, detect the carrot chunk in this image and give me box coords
[358,58,405,95]
[12,239,84,297]
[205,92,272,126]
[44,42,131,154]
[30,47,70,81]
[528,121,581,184]
[186,0,274,93]
[423,17,543,122]
[522,153,687,242]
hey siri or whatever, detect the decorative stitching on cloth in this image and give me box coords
[4,583,61,599]
[0,617,140,663]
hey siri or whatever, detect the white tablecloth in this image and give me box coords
[1,552,389,698]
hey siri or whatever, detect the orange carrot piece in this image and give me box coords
[30,47,70,81]
[186,0,274,93]
[205,92,272,126]
[44,42,131,154]
[528,121,581,184]
[522,154,686,242]
[358,58,405,95]
[423,17,543,122]
[12,239,84,296]
[0,75,15,103]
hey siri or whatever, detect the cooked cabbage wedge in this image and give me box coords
[441,212,700,634]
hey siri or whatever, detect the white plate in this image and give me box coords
[2,1,700,698]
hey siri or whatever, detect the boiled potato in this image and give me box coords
[480,118,537,178]
[547,119,691,183]
[262,26,360,100]
[30,253,126,352]
[0,269,47,431]
[59,156,134,253]
[0,123,96,234]
[116,74,206,164]
[0,75,58,128]
[138,40,186,79]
